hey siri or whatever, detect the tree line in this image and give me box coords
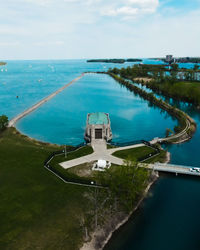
[108,64,200,105]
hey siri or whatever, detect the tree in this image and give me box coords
[0,115,8,131]
[96,160,149,212]
[171,63,178,71]
[166,128,173,137]
[193,64,199,71]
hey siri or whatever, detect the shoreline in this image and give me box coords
[107,73,196,145]
[9,127,63,148]
[80,151,170,250]
[80,173,159,250]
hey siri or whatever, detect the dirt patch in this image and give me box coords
[134,77,153,83]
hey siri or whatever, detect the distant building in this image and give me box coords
[166,55,174,63]
[84,112,112,142]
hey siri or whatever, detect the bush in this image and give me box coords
[0,115,8,131]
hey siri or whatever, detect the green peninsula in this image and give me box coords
[0,62,6,66]
[87,58,142,64]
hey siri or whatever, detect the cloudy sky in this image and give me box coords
[0,0,200,60]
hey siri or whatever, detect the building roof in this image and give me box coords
[88,112,109,125]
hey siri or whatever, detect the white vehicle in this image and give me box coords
[190,167,200,173]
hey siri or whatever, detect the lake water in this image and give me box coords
[1,59,200,250]
[104,77,200,250]
[16,73,176,145]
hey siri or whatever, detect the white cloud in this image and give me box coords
[0,42,20,47]
[33,41,64,46]
[101,0,159,18]
[128,0,159,8]
[104,6,138,16]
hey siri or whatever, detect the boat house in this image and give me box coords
[84,112,112,142]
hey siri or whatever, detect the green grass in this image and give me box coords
[107,144,116,149]
[49,146,94,184]
[143,150,167,163]
[51,145,93,165]
[0,128,93,250]
[112,146,157,161]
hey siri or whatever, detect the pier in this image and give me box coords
[8,73,84,127]
[143,162,200,177]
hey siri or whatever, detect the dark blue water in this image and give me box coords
[104,76,200,250]
[104,175,200,250]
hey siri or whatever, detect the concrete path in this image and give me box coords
[141,162,200,177]
[107,143,145,154]
[8,73,84,127]
[60,141,145,169]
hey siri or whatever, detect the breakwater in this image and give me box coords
[107,73,196,144]
[8,74,84,127]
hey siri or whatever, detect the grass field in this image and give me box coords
[0,128,93,250]
[112,146,158,161]
[51,145,93,165]
[0,128,167,249]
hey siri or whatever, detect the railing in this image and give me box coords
[108,140,161,162]
[109,140,144,147]
[44,142,102,188]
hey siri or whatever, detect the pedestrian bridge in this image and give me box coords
[142,163,200,177]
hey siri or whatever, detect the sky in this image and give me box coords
[0,0,200,60]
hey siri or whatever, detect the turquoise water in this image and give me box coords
[16,73,176,145]
[1,59,200,250]
[0,59,142,120]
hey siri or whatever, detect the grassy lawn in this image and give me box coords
[107,144,116,149]
[143,150,167,163]
[49,146,94,184]
[0,128,94,250]
[112,146,157,161]
[51,145,93,165]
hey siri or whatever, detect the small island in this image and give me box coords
[87,58,142,64]
[0,62,7,66]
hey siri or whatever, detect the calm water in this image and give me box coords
[104,77,200,250]
[0,59,142,120]
[1,60,200,250]
[16,73,176,145]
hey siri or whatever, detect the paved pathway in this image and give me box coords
[141,162,200,177]
[8,74,84,127]
[60,140,145,169]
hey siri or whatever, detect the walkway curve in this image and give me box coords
[60,140,145,169]
[8,73,84,127]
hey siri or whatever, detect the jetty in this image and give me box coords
[8,74,84,127]
[143,162,200,177]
